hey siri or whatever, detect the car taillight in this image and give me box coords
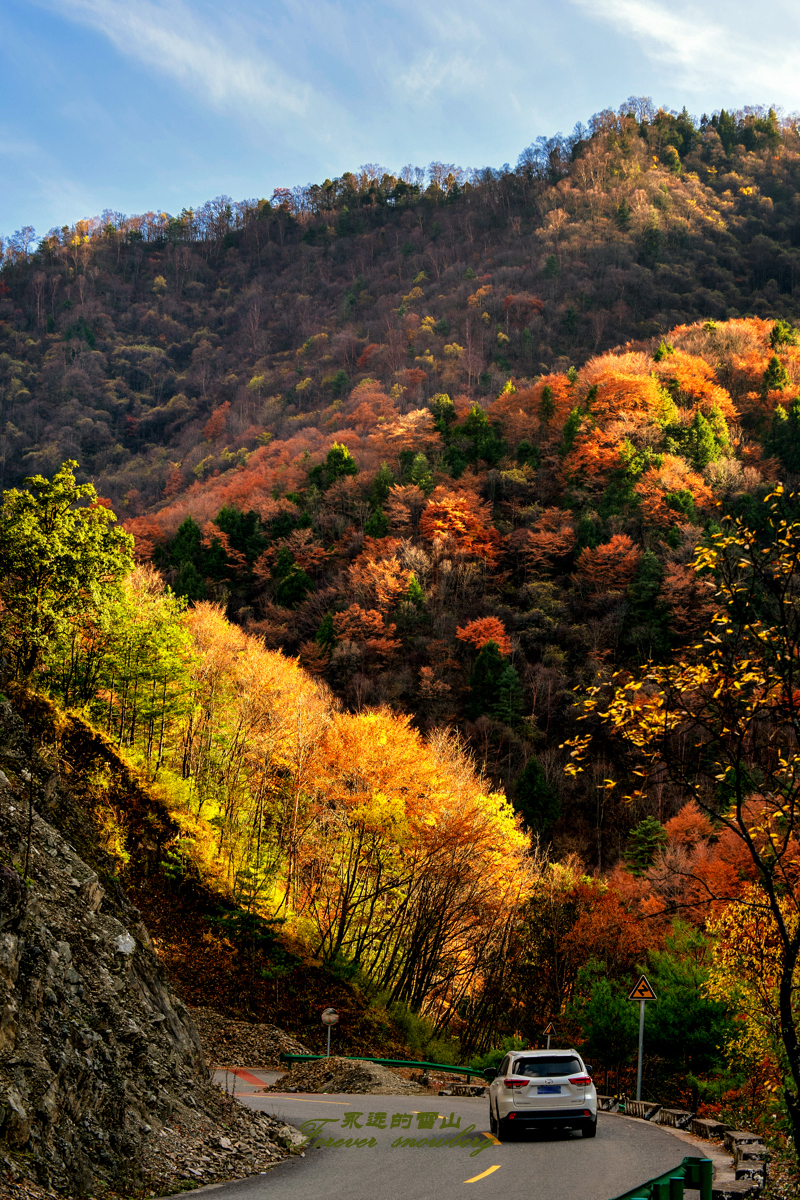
[569,1075,591,1085]
[503,1077,529,1088]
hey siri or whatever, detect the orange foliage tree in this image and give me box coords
[653,350,739,423]
[203,400,231,441]
[634,455,713,526]
[332,603,400,657]
[456,616,512,655]
[347,554,410,613]
[419,487,501,565]
[525,507,576,572]
[574,534,641,593]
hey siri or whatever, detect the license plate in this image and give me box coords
[537,1085,561,1094]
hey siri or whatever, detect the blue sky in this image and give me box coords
[2,0,799,239]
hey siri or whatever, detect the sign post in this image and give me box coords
[321,1007,339,1057]
[628,975,656,1101]
[543,1021,556,1050]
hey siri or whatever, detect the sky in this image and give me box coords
[2,0,800,240]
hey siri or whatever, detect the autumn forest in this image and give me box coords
[3,98,800,1168]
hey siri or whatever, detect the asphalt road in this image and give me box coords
[182,1073,691,1200]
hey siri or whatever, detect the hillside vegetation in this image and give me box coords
[2,104,800,825]
[0,100,798,503]
[4,98,800,1167]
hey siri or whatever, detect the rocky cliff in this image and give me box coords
[0,694,299,1197]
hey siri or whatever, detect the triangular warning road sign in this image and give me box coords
[628,974,657,1001]
[543,1022,556,1036]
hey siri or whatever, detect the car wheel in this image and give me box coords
[489,1104,498,1136]
[497,1116,517,1141]
[581,1118,597,1138]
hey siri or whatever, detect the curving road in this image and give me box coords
[182,1074,692,1200]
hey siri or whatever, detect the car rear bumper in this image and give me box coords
[503,1108,594,1126]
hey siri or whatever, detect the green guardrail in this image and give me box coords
[279,1054,489,1082]
[610,1155,713,1200]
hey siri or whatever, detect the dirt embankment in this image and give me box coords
[189,1006,310,1067]
[267,1056,427,1096]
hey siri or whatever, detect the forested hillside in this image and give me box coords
[4,98,800,1167]
[2,103,800,828]
[1,100,798,504]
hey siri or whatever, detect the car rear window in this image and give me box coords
[512,1057,582,1078]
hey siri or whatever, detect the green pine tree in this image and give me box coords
[170,516,204,566]
[409,452,434,494]
[276,567,312,607]
[624,816,667,876]
[330,369,349,397]
[686,410,722,470]
[214,505,268,563]
[625,550,670,657]
[315,613,336,648]
[273,546,294,578]
[369,462,395,508]
[763,354,790,394]
[430,394,457,436]
[770,319,798,350]
[467,640,506,718]
[767,398,800,474]
[174,559,207,602]
[516,440,540,467]
[560,406,586,457]
[308,442,359,490]
[564,961,639,1093]
[513,758,560,834]
[644,922,736,1109]
[491,660,524,725]
[407,573,426,609]
[365,506,389,537]
[538,384,555,422]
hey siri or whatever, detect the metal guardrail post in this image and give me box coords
[695,1158,712,1200]
[668,1176,684,1200]
[608,1156,713,1200]
[681,1156,712,1200]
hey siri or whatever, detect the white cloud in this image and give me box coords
[0,130,44,159]
[47,0,324,125]
[397,50,480,101]
[569,0,800,107]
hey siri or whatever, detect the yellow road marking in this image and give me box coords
[465,1165,501,1183]
[269,1097,350,1104]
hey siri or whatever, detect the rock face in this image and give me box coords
[0,698,294,1196]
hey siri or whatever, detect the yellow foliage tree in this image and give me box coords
[562,487,800,1152]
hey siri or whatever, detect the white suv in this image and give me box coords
[486,1049,597,1139]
